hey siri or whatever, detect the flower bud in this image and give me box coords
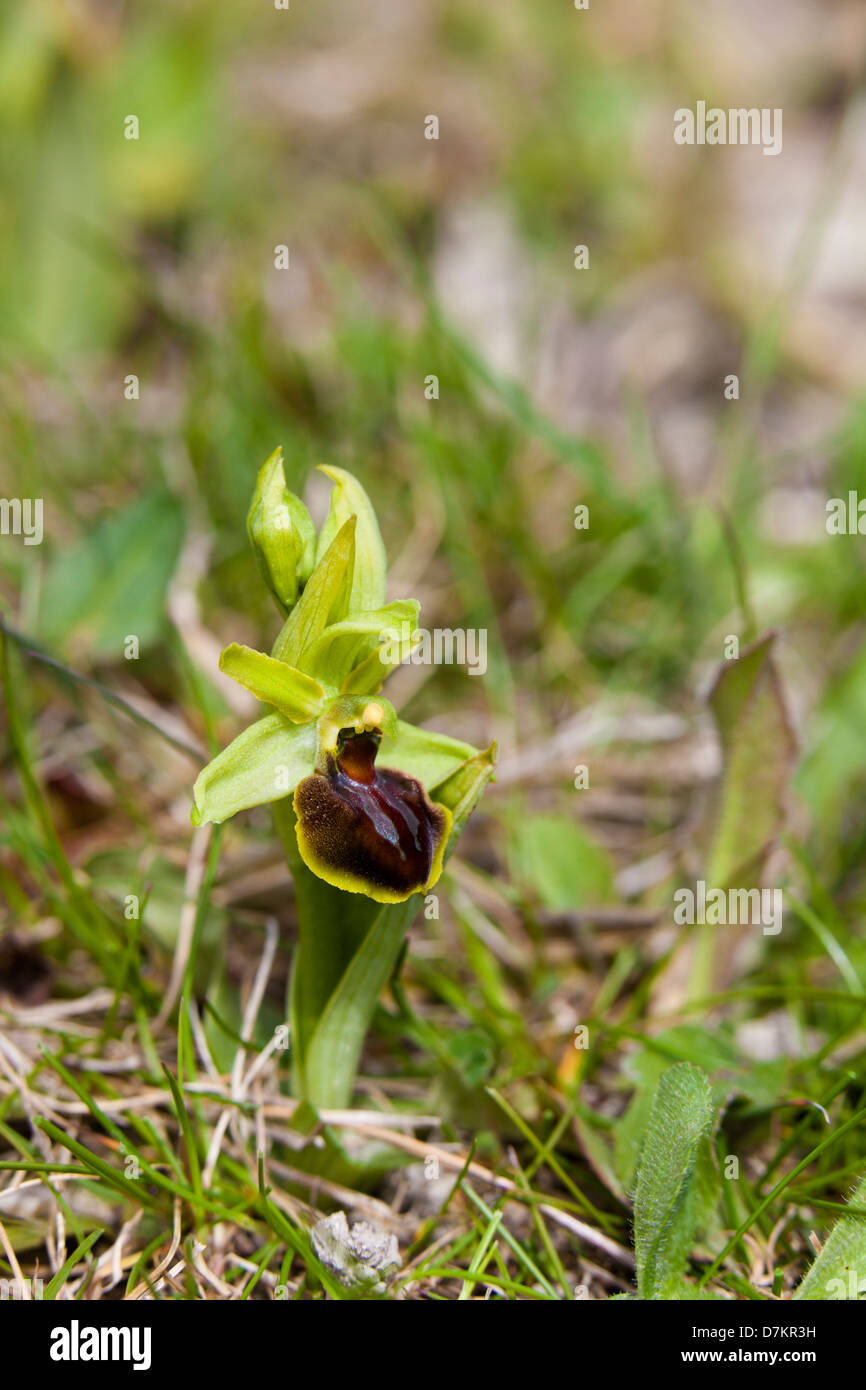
[315,466,386,615]
[247,447,316,614]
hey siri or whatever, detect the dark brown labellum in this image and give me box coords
[293,728,450,901]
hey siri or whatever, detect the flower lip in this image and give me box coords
[294,727,451,902]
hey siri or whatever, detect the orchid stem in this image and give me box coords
[272,797,408,1107]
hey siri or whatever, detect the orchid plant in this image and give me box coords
[191,450,495,1109]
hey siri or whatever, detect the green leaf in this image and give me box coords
[44,1228,105,1300]
[574,1113,630,1205]
[219,643,325,720]
[508,812,614,910]
[687,631,799,1000]
[162,1059,203,1222]
[315,465,386,615]
[40,491,184,654]
[271,517,356,667]
[795,1174,866,1300]
[301,894,419,1109]
[86,848,224,987]
[796,643,866,851]
[298,599,419,690]
[614,1049,672,1190]
[447,1028,496,1088]
[275,799,382,1094]
[666,1284,730,1301]
[705,631,797,886]
[633,1062,714,1299]
[615,1032,732,1191]
[191,713,316,826]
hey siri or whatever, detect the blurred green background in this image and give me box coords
[3,0,866,1299]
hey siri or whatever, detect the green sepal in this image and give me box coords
[430,741,498,843]
[219,644,326,722]
[271,517,356,667]
[379,720,478,792]
[298,599,419,691]
[247,447,316,613]
[191,713,317,826]
[315,466,386,615]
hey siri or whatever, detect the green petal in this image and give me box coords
[378,720,479,791]
[191,714,317,826]
[271,517,356,667]
[299,599,419,690]
[315,466,386,615]
[219,643,325,721]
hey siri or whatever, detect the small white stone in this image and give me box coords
[312,1211,400,1290]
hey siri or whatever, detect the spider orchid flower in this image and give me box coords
[191,451,495,904]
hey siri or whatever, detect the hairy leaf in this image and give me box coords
[633,1062,714,1299]
[706,630,797,886]
[795,1174,866,1301]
